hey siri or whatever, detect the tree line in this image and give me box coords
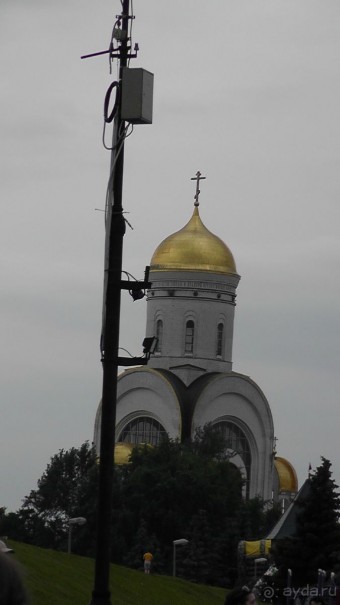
[0,426,280,587]
[3,430,339,589]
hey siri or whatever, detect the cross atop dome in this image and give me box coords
[191,171,206,207]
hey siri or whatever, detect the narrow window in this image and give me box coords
[155,319,163,353]
[216,323,224,357]
[185,320,195,354]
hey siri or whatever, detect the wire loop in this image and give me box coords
[104,81,120,123]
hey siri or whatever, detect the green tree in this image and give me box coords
[273,457,340,586]
[117,430,244,576]
[179,509,214,583]
[0,511,25,541]
[123,518,164,572]
[238,497,281,540]
[18,441,98,553]
[9,428,277,586]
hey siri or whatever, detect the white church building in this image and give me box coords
[94,186,297,503]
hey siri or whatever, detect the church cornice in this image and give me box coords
[147,293,236,305]
[169,363,206,372]
[148,279,238,291]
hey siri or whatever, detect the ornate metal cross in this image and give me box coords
[191,171,206,206]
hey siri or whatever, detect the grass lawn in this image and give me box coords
[10,540,226,605]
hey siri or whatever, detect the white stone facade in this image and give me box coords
[146,270,240,382]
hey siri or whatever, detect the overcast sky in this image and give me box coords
[1,0,339,511]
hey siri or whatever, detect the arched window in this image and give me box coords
[185,320,195,354]
[213,421,252,498]
[155,319,163,353]
[118,417,167,446]
[216,323,224,357]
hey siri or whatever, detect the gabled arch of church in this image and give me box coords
[191,372,274,500]
[94,367,183,449]
[94,192,297,503]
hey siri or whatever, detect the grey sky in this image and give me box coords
[1,0,339,511]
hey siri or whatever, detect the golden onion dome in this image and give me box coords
[150,205,237,275]
[274,456,298,493]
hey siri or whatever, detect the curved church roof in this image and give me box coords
[150,204,237,275]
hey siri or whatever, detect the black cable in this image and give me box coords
[103,81,120,123]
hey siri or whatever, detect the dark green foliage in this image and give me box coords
[262,501,282,536]
[0,511,25,541]
[110,428,262,583]
[16,441,98,554]
[179,509,214,584]
[273,458,340,586]
[110,430,244,579]
[238,498,282,540]
[123,518,164,573]
[3,428,283,586]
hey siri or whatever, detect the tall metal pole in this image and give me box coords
[89,2,129,604]
[68,524,72,556]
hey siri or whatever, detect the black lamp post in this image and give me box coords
[83,2,153,603]
[87,2,130,603]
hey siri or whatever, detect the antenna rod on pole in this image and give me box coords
[89,1,130,603]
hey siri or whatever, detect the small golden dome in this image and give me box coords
[114,442,134,465]
[274,457,298,493]
[150,206,237,275]
[113,442,154,465]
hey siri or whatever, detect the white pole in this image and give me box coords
[68,524,72,555]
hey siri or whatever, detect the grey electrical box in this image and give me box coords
[121,68,154,124]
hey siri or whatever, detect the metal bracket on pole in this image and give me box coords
[117,356,147,366]
[120,280,151,292]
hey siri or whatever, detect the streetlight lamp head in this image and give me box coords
[69,517,87,526]
[67,517,87,555]
[173,538,189,546]
[173,538,189,578]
